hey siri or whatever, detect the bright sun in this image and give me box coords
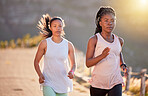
[139,0,148,8]
[141,0,147,4]
[131,0,148,12]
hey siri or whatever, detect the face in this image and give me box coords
[99,13,116,33]
[50,19,63,36]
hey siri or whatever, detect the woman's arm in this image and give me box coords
[118,37,126,66]
[86,35,110,68]
[34,40,46,83]
[67,41,76,79]
[119,37,128,75]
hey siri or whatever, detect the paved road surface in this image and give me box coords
[0,48,89,96]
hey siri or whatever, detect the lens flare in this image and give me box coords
[139,0,147,8]
[141,0,147,5]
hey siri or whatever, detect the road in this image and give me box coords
[0,48,89,96]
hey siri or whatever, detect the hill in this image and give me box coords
[0,0,148,72]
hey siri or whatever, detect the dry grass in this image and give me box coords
[75,49,148,96]
[123,77,148,96]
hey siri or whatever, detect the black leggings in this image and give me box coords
[90,84,122,96]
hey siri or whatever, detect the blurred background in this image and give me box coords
[0,0,148,72]
[0,0,148,95]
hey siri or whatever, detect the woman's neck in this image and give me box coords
[101,32,112,38]
[101,32,114,43]
[51,36,63,43]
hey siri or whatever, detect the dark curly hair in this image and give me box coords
[95,6,116,34]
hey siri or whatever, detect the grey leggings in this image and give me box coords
[90,84,122,96]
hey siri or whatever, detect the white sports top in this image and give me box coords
[42,37,73,93]
[90,33,123,89]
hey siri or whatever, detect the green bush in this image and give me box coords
[31,35,42,47]
[0,33,42,49]
[16,38,22,47]
[22,33,31,47]
[9,39,16,48]
[0,40,8,48]
[4,41,8,48]
[0,41,5,48]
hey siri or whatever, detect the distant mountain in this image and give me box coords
[0,0,100,48]
[0,0,148,72]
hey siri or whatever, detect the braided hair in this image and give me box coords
[95,6,115,34]
[37,14,65,38]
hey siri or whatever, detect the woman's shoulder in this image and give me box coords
[38,39,47,49]
[88,35,97,44]
[118,37,124,47]
[62,37,72,44]
[67,40,74,48]
[114,34,124,47]
[62,37,68,42]
[62,38,74,48]
[41,39,47,44]
[65,39,75,51]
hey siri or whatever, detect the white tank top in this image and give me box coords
[42,37,73,93]
[90,33,123,89]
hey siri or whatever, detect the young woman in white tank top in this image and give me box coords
[86,6,128,96]
[34,14,76,96]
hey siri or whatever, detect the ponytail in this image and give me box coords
[37,14,52,38]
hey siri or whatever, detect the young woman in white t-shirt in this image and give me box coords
[86,6,128,96]
[34,14,76,96]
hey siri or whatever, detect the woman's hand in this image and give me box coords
[124,67,128,77]
[68,71,74,79]
[39,74,45,84]
[121,64,128,77]
[101,47,110,58]
[123,67,128,77]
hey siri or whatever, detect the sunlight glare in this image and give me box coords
[139,0,147,8]
[141,0,147,4]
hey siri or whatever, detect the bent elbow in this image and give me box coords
[34,59,39,67]
[86,65,90,68]
[86,62,90,68]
